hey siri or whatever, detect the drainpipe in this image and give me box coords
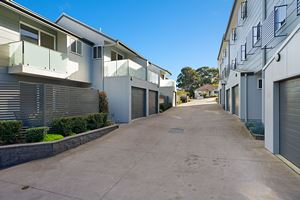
[261,0,267,124]
[245,74,248,122]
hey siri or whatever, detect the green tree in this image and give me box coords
[196,66,219,85]
[177,67,200,98]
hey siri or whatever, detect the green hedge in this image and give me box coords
[0,120,22,144]
[51,113,108,136]
[43,134,64,142]
[26,127,49,143]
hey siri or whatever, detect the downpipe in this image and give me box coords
[245,74,248,122]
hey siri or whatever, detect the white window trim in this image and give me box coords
[274,5,287,33]
[257,78,263,89]
[19,21,56,50]
[93,45,102,59]
[70,38,83,56]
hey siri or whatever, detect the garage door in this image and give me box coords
[131,87,146,120]
[226,89,231,112]
[280,78,300,168]
[232,85,239,116]
[149,90,158,115]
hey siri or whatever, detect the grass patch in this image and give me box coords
[43,134,64,142]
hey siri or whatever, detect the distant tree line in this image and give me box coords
[176,66,219,98]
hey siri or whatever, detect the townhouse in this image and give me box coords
[56,14,174,123]
[218,0,300,169]
[0,0,175,125]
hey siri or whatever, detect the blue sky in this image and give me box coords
[15,0,233,79]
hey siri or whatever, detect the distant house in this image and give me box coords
[195,84,218,99]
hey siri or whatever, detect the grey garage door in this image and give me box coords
[149,90,158,115]
[131,87,146,120]
[232,85,239,116]
[226,89,231,112]
[280,78,300,168]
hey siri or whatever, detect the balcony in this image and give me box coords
[104,59,146,80]
[160,79,176,87]
[0,41,77,79]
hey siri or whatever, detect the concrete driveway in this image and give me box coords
[0,99,299,200]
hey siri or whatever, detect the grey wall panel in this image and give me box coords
[149,90,158,115]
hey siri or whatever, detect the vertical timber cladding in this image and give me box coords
[149,90,158,115]
[279,78,300,168]
[232,85,240,116]
[131,87,146,120]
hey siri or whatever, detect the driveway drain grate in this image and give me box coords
[169,128,185,134]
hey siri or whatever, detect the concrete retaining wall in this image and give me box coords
[0,125,119,169]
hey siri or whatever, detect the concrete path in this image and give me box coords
[0,99,299,200]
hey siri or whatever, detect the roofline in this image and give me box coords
[0,0,94,46]
[217,0,238,60]
[149,62,172,76]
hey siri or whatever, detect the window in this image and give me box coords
[40,32,55,50]
[232,28,237,41]
[111,51,123,61]
[223,49,227,57]
[70,39,82,55]
[241,44,247,61]
[148,70,159,84]
[231,58,237,70]
[20,24,39,45]
[93,46,102,59]
[241,1,248,20]
[257,78,263,89]
[297,0,300,15]
[252,22,261,46]
[274,5,287,33]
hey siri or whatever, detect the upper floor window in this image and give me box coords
[241,44,247,61]
[257,78,263,89]
[223,49,227,57]
[241,1,248,20]
[20,23,55,50]
[252,22,261,46]
[93,46,102,59]
[231,58,237,70]
[111,51,124,61]
[274,5,287,33]
[297,0,300,15]
[232,28,237,41]
[70,38,82,55]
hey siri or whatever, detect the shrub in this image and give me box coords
[26,127,49,143]
[0,120,22,144]
[180,95,188,103]
[51,117,73,137]
[99,91,109,113]
[43,134,64,142]
[71,116,87,134]
[86,114,98,130]
[245,120,264,136]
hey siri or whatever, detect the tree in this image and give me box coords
[177,67,200,98]
[196,66,219,85]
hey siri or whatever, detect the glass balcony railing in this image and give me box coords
[160,79,176,87]
[104,59,146,80]
[0,40,68,75]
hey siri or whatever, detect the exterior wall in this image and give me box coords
[264,24,300,153]
[160,87,176,106]
[104,76,130,123]
[224,70,241,114]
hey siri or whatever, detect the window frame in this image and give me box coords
[241,1,248,20]
[93,46,102,59]
[241,43,247,61]
[274,4,287,34]
[232,28,237,42]
[70,38,83,56]
[257,78,263,89]
[297,0,300,16]
[252,22,262,47]
[19,22,56,50]
[111,50,124,61]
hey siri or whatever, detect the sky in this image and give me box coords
[15,0,233,79]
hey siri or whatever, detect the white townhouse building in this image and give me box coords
[218,0,300,169]
[0,0,175,125]
[56,14,175,123]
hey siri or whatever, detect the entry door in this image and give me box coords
[232,85,239,116]
[226,89,231,112]
[279,78,300,168]
[131,87,146,120]
[149,90,158,115]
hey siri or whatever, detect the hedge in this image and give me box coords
[51,113,108,137]
[0,120,22,144]
[26,127,49,143]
